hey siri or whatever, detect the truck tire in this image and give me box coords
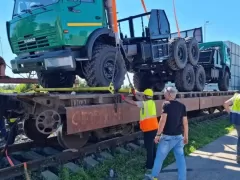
[133,72,152,92]
[186,37,199,66]
[153,82,165,92]
[218,71,230,91]
[175,63,195,92]
[84,44,126,91]
[168,38,188,70]
[37,71,75,88]
[193,65,206,91]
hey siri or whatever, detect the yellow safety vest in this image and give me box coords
[230,93,240,125]
[139,100,158,132]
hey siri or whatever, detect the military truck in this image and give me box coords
[198,41,231,91]
[169,28,232,91]
[7,0,202,92]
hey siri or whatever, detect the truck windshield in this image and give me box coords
[13,0,58,16]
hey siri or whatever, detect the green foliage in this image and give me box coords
[14,84,31,93]
[0,85,16,90]
[59,118,234,180]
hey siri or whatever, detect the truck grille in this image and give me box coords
[18,36,49,51]
[199,51,211,63]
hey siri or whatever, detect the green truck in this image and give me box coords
[7,0,230,92]
[197,41,231,91]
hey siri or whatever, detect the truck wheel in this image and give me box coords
[193,65,206,91]
[186,37,199,66]
[175,63,195,92]
[133,72,152,92]
[84,44,126,91]
[168,38,188,70]
[37,71,75,88]
[153,82,165,92]
[218,71,230,91]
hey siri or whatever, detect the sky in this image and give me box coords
[0,0,240,84]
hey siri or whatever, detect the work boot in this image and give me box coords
[237,155,240,164]
[144,174,158,180]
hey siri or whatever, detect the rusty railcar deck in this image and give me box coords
[0,90,235,135]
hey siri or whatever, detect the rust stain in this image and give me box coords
[178,98,199,111]
[66,103,140,134]
[200,97,213,109]
[66,95,232,135]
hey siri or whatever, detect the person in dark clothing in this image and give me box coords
[146,86,188,180]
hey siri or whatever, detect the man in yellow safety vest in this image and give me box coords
[121,89,159,174]
[224,92,240,164]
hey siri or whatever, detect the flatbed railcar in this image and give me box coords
[0,90,235,150]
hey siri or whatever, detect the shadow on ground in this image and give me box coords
[157,131,240,180]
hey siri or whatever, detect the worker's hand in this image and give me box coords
[120,94,125,101]
[183,136,188,145]
[154,136,160,144]
[131,88,136,96]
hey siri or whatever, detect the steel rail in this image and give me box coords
[0,111,228,179]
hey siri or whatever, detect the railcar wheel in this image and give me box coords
[36,110,61,135]
[23,118,49,143]
[120,124,134,136]
[57,126,66,148]
[208,107,216,114]
[57,124,90,149]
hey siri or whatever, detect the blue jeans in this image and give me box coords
[235,125,240,156]
[151,134,186,180]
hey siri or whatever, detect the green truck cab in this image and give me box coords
[8,0,109,88]
[198,41,231,91]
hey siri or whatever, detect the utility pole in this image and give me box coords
[204,21,210,42]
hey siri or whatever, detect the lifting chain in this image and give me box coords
[113,93,121,113]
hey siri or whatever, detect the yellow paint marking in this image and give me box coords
[67,23,103,27]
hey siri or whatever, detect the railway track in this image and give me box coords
[0,111,228,180]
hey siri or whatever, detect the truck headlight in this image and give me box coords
[44,56,74,69]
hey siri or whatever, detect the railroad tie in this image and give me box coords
[127,143,141,151]
[63,162,81,173]
[41,170,59,180]
[115,147,129,154]
[83,156,99,169]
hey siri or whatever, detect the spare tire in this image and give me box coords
[168,38,188,70]
[84,44,126,91]
[193,65,206,91]
[175,63,195,92]
[186,37,200,66]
